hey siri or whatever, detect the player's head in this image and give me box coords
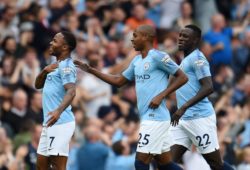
[49,31,76,56]
[131,25,155,51]
[178,24,201,51]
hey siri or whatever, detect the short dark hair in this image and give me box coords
[185,25,202,39]
[61,31,77,51]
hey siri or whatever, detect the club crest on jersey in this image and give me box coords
[144,62,150,70]
[47,75,52,80]
[161,55,171,64]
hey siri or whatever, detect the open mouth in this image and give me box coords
[178,42,184,46]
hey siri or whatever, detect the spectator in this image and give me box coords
[194,0,218,33]
[108,7,129,39]
[15,22,34,58]
[126,3,154,31]
[0,127,14,170]
[105,140,135,170]
[232,29,250,75]
[0,36,17,59]
[77,124,109,170]
[231,0,250,21]
[103,41,122,67]
[25,124,42,170]
[98,105,117,124]
[71,40,88,60]
[237,147,250,170]
[21,48,40,89]
[0,56,23,86]
[172,1,195,30]
[2,88,28,134]
[25,91,43,124]
[203,13,249,67]
[0,5,18,42]
[79,52,112,118]
[159,0,183,29]
[146,0,162,27]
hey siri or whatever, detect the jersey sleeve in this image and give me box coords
[192,57,211,80]
[154,53,179,75]
[122,57,137,81]
[59,61,77,85]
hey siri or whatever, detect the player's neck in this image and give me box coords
[184,47,197,57]
[56,52,70,61]
[141,45,153,58]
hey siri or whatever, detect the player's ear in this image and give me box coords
[62,44,68,50]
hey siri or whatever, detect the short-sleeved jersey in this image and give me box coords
[122,49,179,121]
[42,58,76,125]
[176,49,215,120]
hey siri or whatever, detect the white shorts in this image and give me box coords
[170,114,219,154]
[37,121,75,157]
[136,120,172,154]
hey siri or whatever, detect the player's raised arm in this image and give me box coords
[34,63,58,89]
[74,60,128,87]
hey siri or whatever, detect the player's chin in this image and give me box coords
[49,49,57,56]
[134,47,140,51]
[133,45,142,51]
[178,45,185,51]
[48,47,54,55]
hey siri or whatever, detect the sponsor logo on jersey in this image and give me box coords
[47,75,52,81]
[135,74,150,80]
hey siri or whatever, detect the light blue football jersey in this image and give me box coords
[42,58,76,125]
[122,49,179,121]
[176,49,215,120]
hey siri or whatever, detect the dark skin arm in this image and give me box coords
[35,63,58,89]
[171,76,213,126]
[149,69,188,109]
[74,60,128,87]
[47,83,76,127]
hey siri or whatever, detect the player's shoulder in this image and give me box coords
[190,50,209,67]
[60,58,75,67]
[131,54,141,64]
[188,49,207,61]
[151,49,171,62]
[151,49,167,57]
[59,58,76,74]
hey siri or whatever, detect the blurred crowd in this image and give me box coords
[0,0,250,170]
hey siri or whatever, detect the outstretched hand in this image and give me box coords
[74,60,90,72]
[171,106,187,126]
